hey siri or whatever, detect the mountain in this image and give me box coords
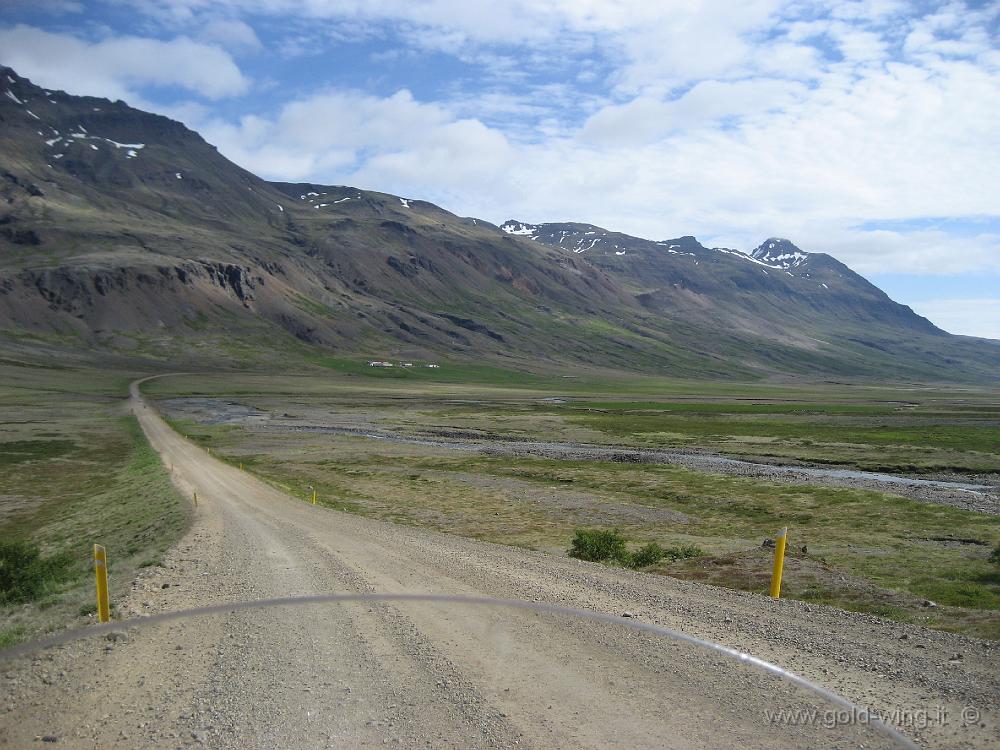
[1,66,997,382]
[498,221,935,338]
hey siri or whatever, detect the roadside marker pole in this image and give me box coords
[769,527,788,598]
[93,544,110,623]
[312,489,317,505]
[240,463,244,471]
[193,492,198,507]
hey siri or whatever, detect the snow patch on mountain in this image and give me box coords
[710,240,811,273]
[750,238,809,270]
[104,139,145,149]
[716,247,780,268]
[501,220,538,236]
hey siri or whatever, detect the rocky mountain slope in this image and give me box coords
[1,66,997,381]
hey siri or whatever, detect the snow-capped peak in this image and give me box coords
[750,238,809,270]
[500,220,538,236]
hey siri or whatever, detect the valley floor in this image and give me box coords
[2,382,998,749]
[148,371,1000,640]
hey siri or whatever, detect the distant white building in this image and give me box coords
[401,362,413,367]
[368,360,393,367]
[425,363,440,368]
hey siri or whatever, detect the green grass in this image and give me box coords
[0,364,192,646]
[577,411,999,454]
[416,397,1000,474]
[570,401,894,415]
[0,439,77,468]
[0,625,28,649]
[140,366,1000,475]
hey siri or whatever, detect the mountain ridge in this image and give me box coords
[1,65,996,382]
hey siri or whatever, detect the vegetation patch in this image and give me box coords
[0,541,75,605]
[568,528,630,564]
[572,409,1000,473]
[0,439,77,468]
[0,366,192,646]
[568,529,704,569]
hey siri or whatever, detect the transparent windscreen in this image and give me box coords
[1,596,915,749]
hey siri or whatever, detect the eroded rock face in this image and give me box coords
[0,260,270,336]
[30,268,94,313]
[202,262,258,303]
[0,225,41,245]
[437,313,505,342]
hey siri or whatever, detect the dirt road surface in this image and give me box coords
[1,381,997,749]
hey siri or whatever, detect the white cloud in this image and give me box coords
[199,89,515,202]
[909,299,1000,340]
[803,230,1000,277]
[6,1,999,282]
[120,0,792,87]
[829,0,908,22]
[0,25,249,101]
[580,78,809,146]
[198,18,262,52]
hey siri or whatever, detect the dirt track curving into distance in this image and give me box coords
[1,379,997,749]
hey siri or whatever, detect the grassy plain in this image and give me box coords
[0,363,190,646]
[145,367,1000,639]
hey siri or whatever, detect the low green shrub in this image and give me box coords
[631,542,666,568]
[0,625,27,649]
[0,541,76,605]
[568,529,630,564]
[630,542,705,567]
[568,530,705,569]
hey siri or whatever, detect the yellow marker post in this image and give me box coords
[769,527,788,598]
[240,463,244,471]
[193,491,198,507]
[93,544,110,623]
[311,489,317,505]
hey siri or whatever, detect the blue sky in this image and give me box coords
[2,0,999,339]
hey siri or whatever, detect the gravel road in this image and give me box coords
[2,382,997,749]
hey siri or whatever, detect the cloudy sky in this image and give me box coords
[2,0,998,339]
